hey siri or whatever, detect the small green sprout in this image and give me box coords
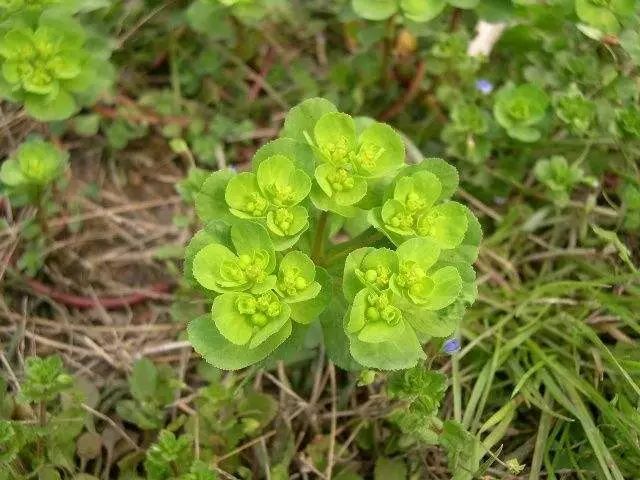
[534,155,597,207]
[493,83,549,142]
[351,0,478,23]
[554,86,596,135]
[441,103,491,165]
[19,355,73,404]
[574,0,635,34]
[0,9,113,121]
[0,137,68,205]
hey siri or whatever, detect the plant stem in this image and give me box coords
[311,211,329,263]
[323,229,384,266]
[380,15,396,87]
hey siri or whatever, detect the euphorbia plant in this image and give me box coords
[186,98,480,372]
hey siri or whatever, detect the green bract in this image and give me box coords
[574,0,634,34]
[186,98,480,372]
[0,137,68,204]
[351,0,479,22]
[0,10,113,121]
[493,83,549,142]
[368,160,475,256]
[305,112,404,215]
[195,152,312,250]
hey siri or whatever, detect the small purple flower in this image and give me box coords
[475,79,493,95]
[443,338,461,355]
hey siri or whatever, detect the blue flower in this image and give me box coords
[475,79,493,95]
[443,338,461,354]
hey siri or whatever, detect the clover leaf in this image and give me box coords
[192,222,276,294]
[493,83,549,142]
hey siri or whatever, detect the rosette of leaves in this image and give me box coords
[615,106,640,139]
[195,153,313,250]
[342,238,475,369]
[534,156,597,207]
[493,83,549,142]
[441,102,491,164]
[369,159,481,261]
[553,86,596,135]
[574,0,634,34]
[0,9,113,121]
[187,221,330,369]
[351,0,479,23]
[0,137,68,206]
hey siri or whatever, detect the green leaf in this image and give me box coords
[416,265,462,310]
[231,221,276,272]
[195,169,235,223]
[400,0,446,22]
[398,158,459,201]
[346,310,425,370]
[281,97,337,143]
[192,243,240,292]
[374,458,407,480]
[396,237,441,272]
[25,89,77,121]
[129,358,158,401]
[189,314,292,370]
[252,137,316,177]
[352,0,398,20]
[211,292,254,345]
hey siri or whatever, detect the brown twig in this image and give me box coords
[379,59,427,121]
[26,279,171,310]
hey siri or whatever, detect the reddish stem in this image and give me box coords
[248,47,276,101]
[379,59,427,121]
[26,279,171,310]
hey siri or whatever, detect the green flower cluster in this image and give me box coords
[342,237,476,368]
[351,0,478,23]
[0,9,113,121]
[186,98,480,371]
[187,221,329,369]
[493,83,549,142]
[616,106,640,139]
[0,137,68,205]
[441,103,491,164]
